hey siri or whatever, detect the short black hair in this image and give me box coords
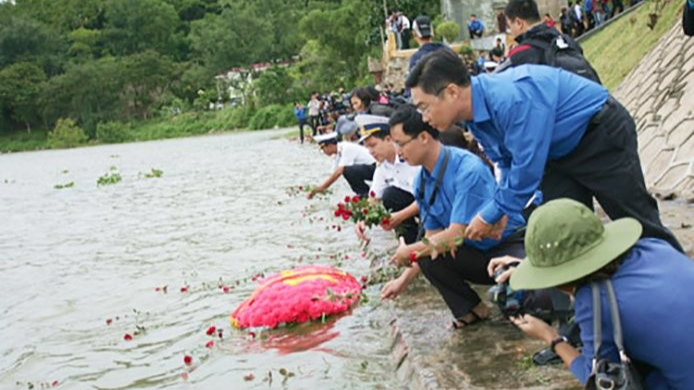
[388,104,439,139]
[369,128,391,140]
[505,0,541,23]
[405,50,470,94]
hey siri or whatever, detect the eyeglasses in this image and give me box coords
[392,136,416,149]
[416,84,448,116]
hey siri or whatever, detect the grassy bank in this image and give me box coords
[581,0,682,90]
[0,104,297,153]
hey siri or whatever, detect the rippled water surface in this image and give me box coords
[0,130,402,390]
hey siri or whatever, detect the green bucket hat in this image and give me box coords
[509,199,642,291]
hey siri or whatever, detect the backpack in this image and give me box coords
[526,34,602,84]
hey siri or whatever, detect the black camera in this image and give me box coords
[487,263,574,323]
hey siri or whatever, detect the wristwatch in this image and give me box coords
[550,335,570,353]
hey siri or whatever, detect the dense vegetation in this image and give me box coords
[0,0,438,150]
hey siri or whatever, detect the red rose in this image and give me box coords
[248,331,256,339]
[51,380,59,387]
[362,208,369,214]
[344,254,350,259]
[123,333,133,341]
[180,286,188,293]
[409,251,418,263]
[369,190,376,197]
[334,210,341,217]
[223,286,230,293]
[298,186,303,190]
[106,318,113,325]
[205,341,214,348]
[381,217,390,226]
[337,226,341,232]
[155,287,161,292]
[244,374,255,381]
[184,355,193,365]
[352,195,360,203]
[361,276,368,283]
[206,326,216,336]
[344,195,351,202]
[342,213,349,221]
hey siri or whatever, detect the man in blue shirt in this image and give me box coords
[406,50,683,252]
[467,14,485,38]
[293,102,307,144]
[382,104,526,327]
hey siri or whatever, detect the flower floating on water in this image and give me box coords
[180,286,188,293]
[205,326,216,336]
[52,380,59,386]
[243,373,255,381]
[205,341,214,348]
[123,333,133,341]
[183,355,193,366]
[106,318,113,326]
[181,372,189,381]
[222,286,231,293]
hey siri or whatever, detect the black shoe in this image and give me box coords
[532,346,563,366]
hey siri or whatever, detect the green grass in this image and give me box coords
[0,129,50,153]
[582,0,682,91]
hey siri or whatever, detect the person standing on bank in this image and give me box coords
[409,15,454,72]
[354,114,421,244]
[500,0,601,84]
[293,102,308,144]
[406,50,683,252]
[489,198,694,389]
[382,105,526,328]
[307,92,321,136]
[308,130,376,200]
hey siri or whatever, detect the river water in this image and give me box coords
[0,130,404,390]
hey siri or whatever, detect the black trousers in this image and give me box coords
[343,164,375,198]
[308,115,320,136]
[417,236,525,319]
[541,97,683,252]
[381,186,418,244]
[297,118,307,143]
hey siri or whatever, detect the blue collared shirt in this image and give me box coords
[571,238,694,389]
[413,145,525,251]
[466,64,608,224]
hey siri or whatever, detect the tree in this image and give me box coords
[0,62,47,132]
[189,5,273,73]
[120,51,176,119]
[0,12,65,73]
[101,0,180,56]
[254,66,293,106]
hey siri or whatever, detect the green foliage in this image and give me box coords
[255,67,293,106]
[102,0,180,56]
[459,44,474,59]
[96,121,131,143]
[97,167,122,186]
[54,181,75,189]
[436,21,460,43]
[47,118,88,148]
[0,62,46,132]
[144,168,163,178]
[248,104,295,130]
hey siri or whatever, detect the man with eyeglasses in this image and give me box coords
[381,104,526,328]
[406,50,683,253]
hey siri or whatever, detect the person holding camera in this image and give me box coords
[489,198,694,389]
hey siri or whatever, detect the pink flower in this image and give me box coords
[183,355,193,365]
[361,276,368,283]
[181,372,189,380]
[206,326,216,336]
[51,380,59,387]
[123,333,133,341]
[223,286,230,293]
[205,341,214,348]
[155,287,161,292]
